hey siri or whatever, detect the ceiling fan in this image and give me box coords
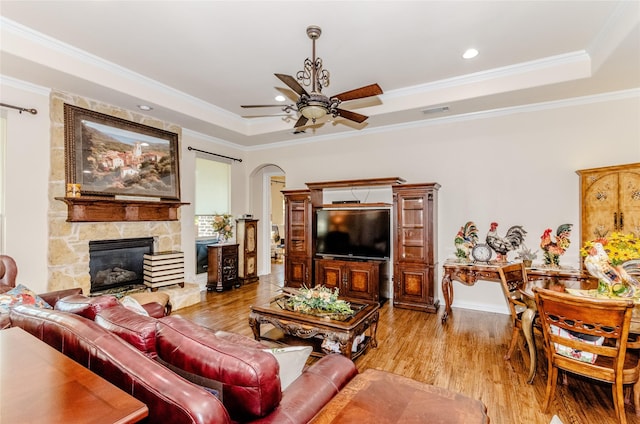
[242,25,383,129]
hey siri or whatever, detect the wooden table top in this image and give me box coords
[250,294,379,331]
[0,327,148,424]
[309,368,489,423]
[443,259,592,281]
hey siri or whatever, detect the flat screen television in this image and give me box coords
[315,208,391,260]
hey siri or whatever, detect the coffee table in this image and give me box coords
[249,294,379,360]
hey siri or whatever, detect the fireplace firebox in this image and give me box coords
[89,237,156,293]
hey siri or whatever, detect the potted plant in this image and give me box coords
[515,245,538,267]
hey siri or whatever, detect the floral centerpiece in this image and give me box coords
[580,232,640,266]
[279,286,354,320]
[212,213,234,241]
[581,232,640,297]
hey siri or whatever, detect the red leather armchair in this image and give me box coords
[0,254,18,290]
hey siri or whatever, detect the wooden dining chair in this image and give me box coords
[534,287,639,424]
[497,262,530,360]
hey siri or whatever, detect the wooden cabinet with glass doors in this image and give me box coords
[282,190,313,288]
[576,163,640,246]
[392,183,440,312]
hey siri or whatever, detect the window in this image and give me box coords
[0,113,5,253]
[195,157,230,237]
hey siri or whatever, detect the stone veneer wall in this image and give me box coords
[47,91,183,293]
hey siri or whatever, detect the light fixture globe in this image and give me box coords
[301,105,327,120]
[297,93,332,122]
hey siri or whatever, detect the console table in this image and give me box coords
[440,260,594,323]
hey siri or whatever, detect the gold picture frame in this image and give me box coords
[64,104,180,200]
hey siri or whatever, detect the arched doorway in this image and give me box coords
[248,164,285,276]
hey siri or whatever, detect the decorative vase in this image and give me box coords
[522,260,533,268]
[597,279,610,295]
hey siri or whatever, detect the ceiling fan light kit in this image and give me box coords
[242,25,383,130]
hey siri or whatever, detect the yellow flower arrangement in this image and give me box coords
[212,213,234,240]
[580,232,640,266]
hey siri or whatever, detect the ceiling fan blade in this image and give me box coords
[275,74,309,97]
[294,115,309,127]
[275,87,300,102]
[241,104,293,108]
[335,108,369,123]
[333,83,383,102]
[242,114,293,118]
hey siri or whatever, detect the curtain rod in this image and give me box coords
[0,102,38,115]
[187,146,242,163]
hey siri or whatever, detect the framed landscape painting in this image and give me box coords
[64,104,180,200]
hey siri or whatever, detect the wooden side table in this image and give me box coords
[206,243,239,292]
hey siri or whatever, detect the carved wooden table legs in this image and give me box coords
[248,308,379,360]
[440,263,490,323]
[521,305,537,384]
[441,272,454,323]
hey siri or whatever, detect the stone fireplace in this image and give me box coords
[47,91,184,294]
[89,237,155,293]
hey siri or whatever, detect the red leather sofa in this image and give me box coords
[8,294,358,424]
[0,253,168,321]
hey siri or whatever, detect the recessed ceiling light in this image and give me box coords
[422,106,450,115]
[275,95,286,102]
[463,48,479,59]
[137,104,153,111]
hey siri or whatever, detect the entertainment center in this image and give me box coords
[283,177,440,312]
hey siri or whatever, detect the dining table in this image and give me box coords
[518,277,640,385]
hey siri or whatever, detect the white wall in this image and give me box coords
[243,91,640,314]
[1,79,51,291]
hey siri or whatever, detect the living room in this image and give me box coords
[0,2,639,423]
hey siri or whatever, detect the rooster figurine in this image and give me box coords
[584,242,638,297]
[454,221,479,260]
[539,224,572,267]
[485,222,527,262]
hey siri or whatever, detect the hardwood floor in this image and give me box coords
[177,263,639,424]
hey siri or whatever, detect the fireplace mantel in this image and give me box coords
[56,197,189,222]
